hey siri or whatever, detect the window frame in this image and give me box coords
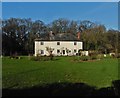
[74,42,77,45]
[57,42,60,45]
[57,49,60,54]
[74,49,77,53]
[41,50,44,54]
[40,41,44,45]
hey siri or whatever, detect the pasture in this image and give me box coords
[2,56,118,89]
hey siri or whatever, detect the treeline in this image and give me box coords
[2,18,120,56]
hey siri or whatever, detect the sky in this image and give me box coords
[2,0,119,2]
[2,2,118,30]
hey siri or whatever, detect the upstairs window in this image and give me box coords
[74,42,77,45]
[57,42,60,45]
[40,42,44,45]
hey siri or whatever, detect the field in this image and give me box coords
[2,56,118,90]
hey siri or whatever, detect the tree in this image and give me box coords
[51,18,69,34]
[68,20,78,36]
[46,47,54,60]
[2,18,20,55]
[65,48,70,56]
[105,29,118,53]
[2,18,119,56]
[79,20,95,31]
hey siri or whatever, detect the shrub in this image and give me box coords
[30,56,41,61]
[111,54,116,58]
[73,56,79,61]
[89,51,98,60]
[115,53,120,58]
[90,55,97,60]
[49,54,54,60]
[30,55,54,61]
[10,55,21,59]
[81,56,89,61]
[43,56,50,61]
[97,54,103,60]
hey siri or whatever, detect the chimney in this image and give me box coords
[77,32,80,40]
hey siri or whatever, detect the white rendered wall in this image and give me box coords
[35,41,83,56]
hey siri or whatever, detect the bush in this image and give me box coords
[30,56,41,61]
[81,56,89,61]
[115,53,120,58]
[97,54,102,60]
[90,55,97,60]
[49,54,54,60]
[73,56,79,61]
[10,55,21,59]
[30,55,54,61]
[43,56,50,61]
[89,51,98,60]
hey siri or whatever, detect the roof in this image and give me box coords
[35,39,82,42]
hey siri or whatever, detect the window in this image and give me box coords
[63,50,65,54]
[74,49,77,53]
[57,49,60,53]
[41,50,44,54]
[57,42,60,45]
[40,42,44,45]
[74,42,77,45]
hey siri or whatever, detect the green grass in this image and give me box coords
[2,56,118,89]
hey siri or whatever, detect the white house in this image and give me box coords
[35,40,83,56]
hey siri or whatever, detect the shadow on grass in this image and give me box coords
[3,80,120,97]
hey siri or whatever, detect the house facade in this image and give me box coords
[35,40,83,56]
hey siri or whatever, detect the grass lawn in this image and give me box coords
[2,56,118,89]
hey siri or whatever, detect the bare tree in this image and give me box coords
[46,47,54,60]
[65,48,70,56]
